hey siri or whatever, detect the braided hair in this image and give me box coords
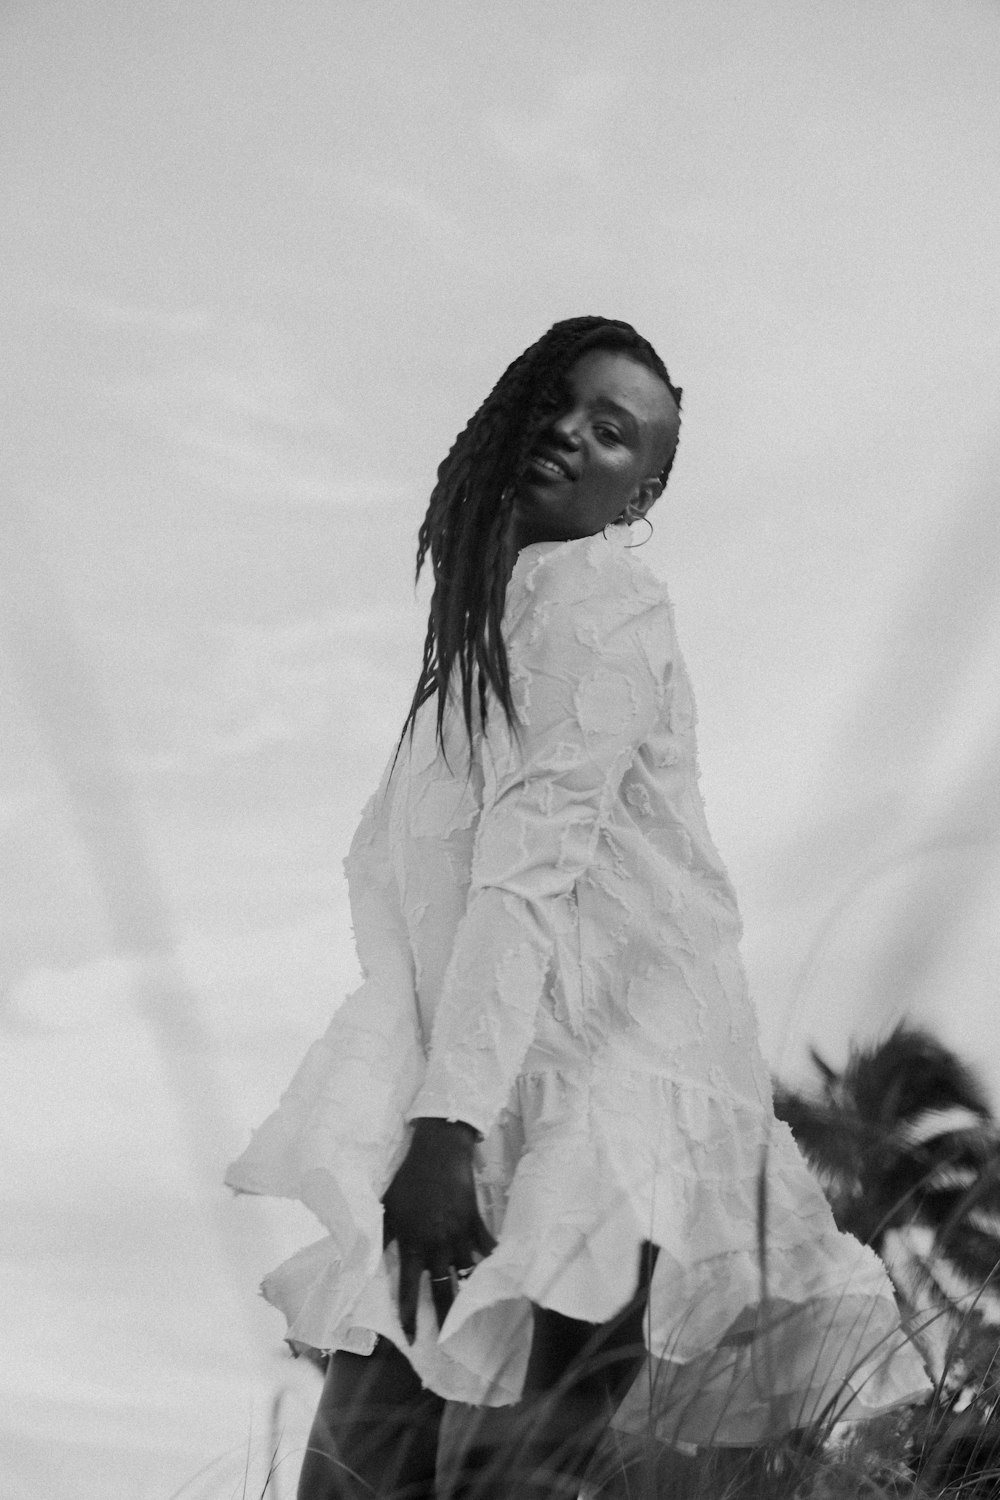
[401,315,682,756]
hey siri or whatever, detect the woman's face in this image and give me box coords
[512,349,680,549]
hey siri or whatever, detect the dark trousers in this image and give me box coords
[297,1244,657,1500]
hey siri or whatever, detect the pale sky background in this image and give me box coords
[3,2,1000,1495]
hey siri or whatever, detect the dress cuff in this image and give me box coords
[405,1089,491,1140]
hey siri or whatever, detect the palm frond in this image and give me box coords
[776,1023,1000,1296]
[843,1024,993,1131]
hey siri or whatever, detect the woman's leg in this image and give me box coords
[516,1243,658,1497]
[297,1338,445,1500]
[440,1243,658,1500]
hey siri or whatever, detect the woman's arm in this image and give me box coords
[383,550,672,1335]
[409,555,672,1135]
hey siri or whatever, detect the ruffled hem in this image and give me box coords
[227,1066,931,1441]
[611,1294,931,1445]
[254,1244,929,1444]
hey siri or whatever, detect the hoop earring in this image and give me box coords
[625,515,654,548]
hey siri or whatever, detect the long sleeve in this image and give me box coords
[224,768,431,1350]
[407,546,672,1138]
[226,767,425,1219]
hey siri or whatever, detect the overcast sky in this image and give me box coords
[4,2,1000,1493]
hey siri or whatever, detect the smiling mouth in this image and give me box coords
[527,451,575,481]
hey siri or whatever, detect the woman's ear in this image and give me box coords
[630,477,664,518]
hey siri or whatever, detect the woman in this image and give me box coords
[227,317,929,1499]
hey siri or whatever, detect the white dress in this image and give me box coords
[226,529,929,1445]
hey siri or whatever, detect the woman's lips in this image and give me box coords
[526,451,574,481]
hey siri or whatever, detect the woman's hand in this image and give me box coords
[382,1117,496,1342]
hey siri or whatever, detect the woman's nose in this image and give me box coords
[549,410,582,447]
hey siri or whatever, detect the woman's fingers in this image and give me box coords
[394,1212,497,1341]
[451,1238,475,1274]
[428,1257,455,1330]
[473,1215,498,1257]
[397,1249,423,1344]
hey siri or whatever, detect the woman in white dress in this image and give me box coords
[227,316,929,1499]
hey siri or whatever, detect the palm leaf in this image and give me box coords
[775,1023,1000,1309]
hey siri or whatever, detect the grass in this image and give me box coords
[185,1104,1000,1497]
[171,1313,1000,1499]
[167,1244,1000,1498]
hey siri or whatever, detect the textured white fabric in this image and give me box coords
[226,529,930,1441]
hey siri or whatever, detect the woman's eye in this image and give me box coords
[594,425,622,445]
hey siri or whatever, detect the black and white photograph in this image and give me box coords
[4,4,1000,1497]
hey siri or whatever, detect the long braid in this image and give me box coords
[401,316,682,757]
